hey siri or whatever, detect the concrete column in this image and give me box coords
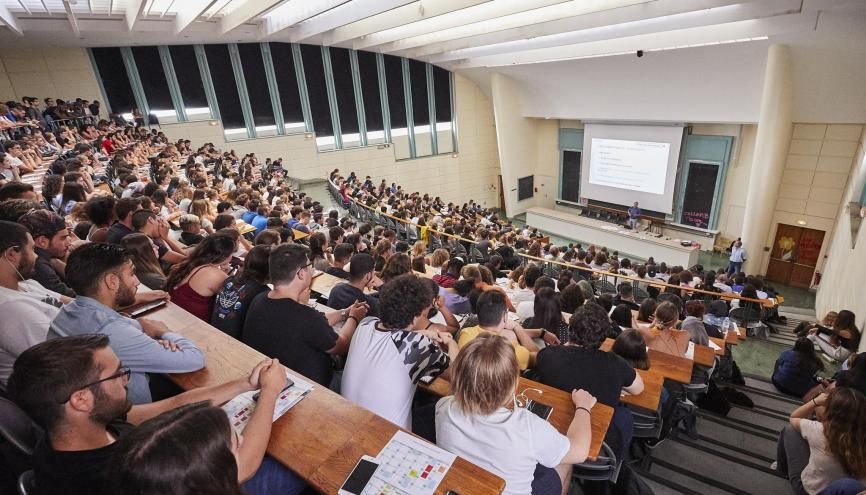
[740,44,793,273]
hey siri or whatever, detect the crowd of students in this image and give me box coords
[0,107,864,495]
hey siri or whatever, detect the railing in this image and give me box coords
[327,178,770,323]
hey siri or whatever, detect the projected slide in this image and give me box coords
[588,138,670,195]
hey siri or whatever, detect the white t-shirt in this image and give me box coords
[341,318,450,429]
[800,419,864,495]
[435,396,570,495]
[0,280,63,388]
[516,299,535,321]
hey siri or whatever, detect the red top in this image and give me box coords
[169,266,215,321]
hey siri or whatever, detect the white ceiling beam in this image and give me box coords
[287,0,416,42]
[353,0,572,50]
[0,3,22,35]
[454,11,815,68]
[322,0,490,46]
[260,0,349,38]
[125,0,146,31]
[62,0,81,37]
[220,0,285,34]
[173,0,219,35]
[417,0,796,62]
[374,0,650,54]
[404,0,745,59]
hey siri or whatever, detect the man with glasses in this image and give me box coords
[243,243,368,388]
[49,243,204,404]
[0,220,67,389]
[8,335,304,495]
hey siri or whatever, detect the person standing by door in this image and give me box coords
[728,239,747,275]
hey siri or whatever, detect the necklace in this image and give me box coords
[658,332,685,356]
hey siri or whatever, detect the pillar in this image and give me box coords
[740,44,793,273]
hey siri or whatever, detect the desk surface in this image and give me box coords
[422,377,614,461]
[146,301,505,494]
[601,339,693,384]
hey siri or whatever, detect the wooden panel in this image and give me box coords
[796,228,825,266]
[766,259,793,284]
[790,263,816,289]
[770,224,802,260]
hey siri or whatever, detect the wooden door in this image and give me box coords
[765,224,824,288]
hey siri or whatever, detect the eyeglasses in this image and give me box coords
[60,366,131,404]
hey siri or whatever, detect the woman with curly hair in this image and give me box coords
[776,387,866,494]
[379,252,412,283]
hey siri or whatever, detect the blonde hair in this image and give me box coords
[430,248,450,268]
[451,334,518,415]
[653,301,679,330]
[411,240,427,258]
[461,265,481,282]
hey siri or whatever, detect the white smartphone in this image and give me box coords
[338,455,380,495]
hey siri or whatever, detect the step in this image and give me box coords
[723,405,789,434]
[671,435,780,474]
[643,459,737,494]
[642,476,689,495]
[696,410,781,440]
[696,416,779,461]
[649,437,790,494]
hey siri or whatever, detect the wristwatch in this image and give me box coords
[540,329,547,339]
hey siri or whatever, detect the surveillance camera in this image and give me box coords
[636,50,644,58]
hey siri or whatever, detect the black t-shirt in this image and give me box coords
[32,419,133,495]
[211,276,269,340]
[327,283,380,318]
[105,222,134,245]
[535,345,637,407]
[243,294,338,386]
[325,266,350,280]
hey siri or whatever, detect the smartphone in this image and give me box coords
[252,379,294,401]
[526,400,553,421]
[338,455,380,495]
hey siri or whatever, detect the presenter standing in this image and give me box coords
[628,202,641,230]
[727,239,747,275]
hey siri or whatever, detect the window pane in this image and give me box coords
[204,44,246,137]
[330,47,360,148]
[269,43,304,134]
[300,44,334,150]
[409,59,431,157]
[237,43,277,136]
[383,55,408,159]
[357,50,383,144]
[168,45,210,120]
[560,150,581,203]
[432,65,453,154]
[91,47,136,116]
[130,46,176,122]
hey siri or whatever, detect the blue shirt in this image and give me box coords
[48,297,205,404]
[241,211,257,225]
[628,207,640,219]
[251,214,269,235]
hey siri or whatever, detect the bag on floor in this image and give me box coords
[696,380,731,416]
[729,361,746,385]
[721,386,754,408]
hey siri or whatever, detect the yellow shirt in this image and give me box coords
[457,326,531,370]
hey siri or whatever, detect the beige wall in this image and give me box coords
[815,128,866,345]
[0,47,102,109]
[160,74,501,207]
[753,124,865,275]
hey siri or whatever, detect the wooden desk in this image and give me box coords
[292,228,310,240]
[642,329,716,368]
[310,272,343,298]
[709,337,727,357]
[146,302,505,494]
[601,339,693,384]
[625,370,663,412]
[422,377,614,461]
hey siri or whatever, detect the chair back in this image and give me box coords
[0,397,42,457]
[17,470,35,495]
[571,442,622,483]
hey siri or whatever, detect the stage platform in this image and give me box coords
[525,207,700,268]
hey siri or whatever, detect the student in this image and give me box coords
[522,287,569,344]
[681,299,710,346]
[178,214,205,246]
[808,310,861,363]
[211,245,271,340]
[458,291,542,370]
[436,334,598,495]
[639,301,690,358]
[106,198,141,245]
[120,233,166,290]
[636,298,657,327]
[613,282,640,311]
[341,274,456,429]
[613,329,650,370]
[0,221,66,388]
[773,337,826,398]
[8,335,303,495]
[49,243,203,404]
[18,208,74,297]
[536,302,644,457]
[325,242,353,279]
[776,388,866,495]
[243,244,367,387]
[327,252,381,318]
[432,256,464,288]
[166,234,236,321]
[413,277,461,335]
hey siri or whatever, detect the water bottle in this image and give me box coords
[722,317,732,338]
